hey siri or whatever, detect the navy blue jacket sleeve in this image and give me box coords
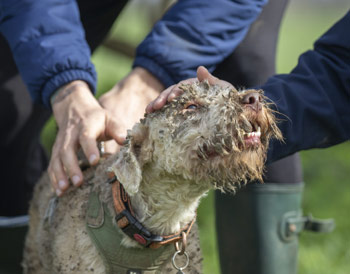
[264,11,350,163]
[0,0,97,107]
[133,0,268,87]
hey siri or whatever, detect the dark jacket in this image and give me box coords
[0,0,96,107]
[265,11,350,163]
[0,1,348,159]
[0,0,267,107]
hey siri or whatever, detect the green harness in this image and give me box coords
[85,191,173,274]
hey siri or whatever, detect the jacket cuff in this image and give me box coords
[133,57,175,88]
[41,69,97,108]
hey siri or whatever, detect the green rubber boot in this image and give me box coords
[215,183,334,274]
[0,215,28,274]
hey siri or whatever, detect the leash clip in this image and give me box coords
[174,231,187,255]
[172,250,189,274]
[172,232,189,273]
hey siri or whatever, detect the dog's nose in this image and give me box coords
[242,92,262,112]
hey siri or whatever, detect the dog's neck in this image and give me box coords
[126,168,209,236]
[108,130,212,245]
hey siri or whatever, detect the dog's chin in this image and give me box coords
[190,145,266,193]
[237,147,266,181]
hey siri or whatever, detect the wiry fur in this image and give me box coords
[23,81,281,273]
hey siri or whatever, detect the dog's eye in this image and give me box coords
[186,104,198,110]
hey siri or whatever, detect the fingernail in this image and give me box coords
[118,133,127,141]
[56,189,62,196]
[58,180,67,190]
[168,93,175,101]
[89,154,97,164]
[146,104,152,113]
[154,97,163,106]
[72,175,81,186]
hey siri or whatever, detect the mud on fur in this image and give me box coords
[144,81,282,192]
[23,81,281,273]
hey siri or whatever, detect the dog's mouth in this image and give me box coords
[243,122,261,148]
[196,121,264,160]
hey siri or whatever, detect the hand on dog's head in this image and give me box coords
[111,81,282,194]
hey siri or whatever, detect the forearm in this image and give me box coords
[265,11,350,163]
[0,0,96,107]
[134,0,268,87]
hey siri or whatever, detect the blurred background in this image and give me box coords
[41,0,350,273]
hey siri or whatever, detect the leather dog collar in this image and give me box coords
[107,172,196,249]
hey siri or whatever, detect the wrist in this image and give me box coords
[131,67,165,93]
[52,81,98,126]
[50,80,90,107]
[100,68,164,110]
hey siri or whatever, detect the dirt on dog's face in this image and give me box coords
[128,81,282,192]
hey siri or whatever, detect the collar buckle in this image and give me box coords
[116,209,163,247]
[110,174,196,249]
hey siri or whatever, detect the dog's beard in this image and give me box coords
[198,144,266,193]
[176,114,272,192]
[144,84,282,193]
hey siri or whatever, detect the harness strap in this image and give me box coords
[108,172,196,249]
[85,190,173,274]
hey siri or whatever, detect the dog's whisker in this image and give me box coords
[24,81,281,273]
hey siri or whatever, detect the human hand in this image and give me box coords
[49,81,125,196]
[98,67,164,154]
[146,66,232,113]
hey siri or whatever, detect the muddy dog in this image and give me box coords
[23,81,281,273]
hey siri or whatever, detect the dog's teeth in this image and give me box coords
[246,131,261,138]
[257,126,261,133]
[254,132,261,137]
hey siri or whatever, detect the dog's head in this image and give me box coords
[111,81,282,194]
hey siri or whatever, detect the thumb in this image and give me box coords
[197,66,219,85]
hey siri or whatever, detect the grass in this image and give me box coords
[298,143,350,274]
[40,1,350,273]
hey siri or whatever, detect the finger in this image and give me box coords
[105,117,127,145]
[145,101,155,114]
[167,85,185,102]
[146,77,198,113]
[146,84,175,113]
[48,147,69,196]
[103,140,120,154]
[197,66,219,85]
[197,66,233,88]
[59,140,84,187]
[50,161,69,196]
[167,78,198,101]
[48,167,58,192]
[79,126,101,166]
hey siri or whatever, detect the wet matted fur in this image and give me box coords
[23,81,281,273]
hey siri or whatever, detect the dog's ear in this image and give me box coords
[109,123,150,195]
